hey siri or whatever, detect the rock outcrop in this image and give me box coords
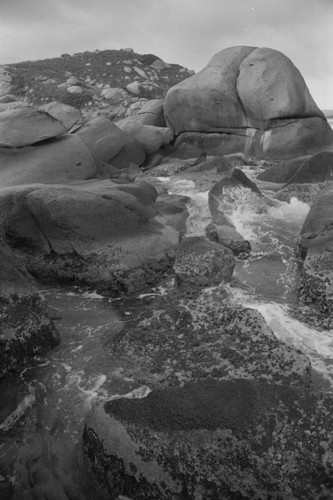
[164,46,333,160]
[0,242,59,378]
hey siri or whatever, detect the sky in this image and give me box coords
[1,0,333,109]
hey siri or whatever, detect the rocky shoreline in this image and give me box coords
[1,45,333,499]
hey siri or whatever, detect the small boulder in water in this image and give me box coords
[206,221,251,257]
[173,236,235,297]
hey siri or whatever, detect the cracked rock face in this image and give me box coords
[164,46,333,160]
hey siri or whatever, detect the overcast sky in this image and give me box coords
[1,0,332,109]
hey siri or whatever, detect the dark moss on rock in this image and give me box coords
[0,242,59,378]
[109,291,311,388]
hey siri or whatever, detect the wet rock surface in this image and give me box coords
[106,290,311,388]
[84,377,333,500]
[173,236,235,297]
[0,242,59,378]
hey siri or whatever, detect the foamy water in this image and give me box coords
[166,178,211,236]
[166,175,333,389]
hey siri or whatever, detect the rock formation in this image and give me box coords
[0,180,185,293]
[164,46,333,160]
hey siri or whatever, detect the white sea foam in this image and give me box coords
[167,180,211,237]
[229,286,333,388]
[108,385,152,401]
[0,387,36,431]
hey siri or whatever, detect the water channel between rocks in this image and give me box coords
[1,168,333,499]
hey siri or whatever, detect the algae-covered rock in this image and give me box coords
[109,291,311,388]
[84,378,333,500]
[0,242,59,378]
[173,236,235,297]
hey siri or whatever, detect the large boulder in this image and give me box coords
[84,379,333,500]
[0,242,59,378]
[297,185,333,319]
[0,134,103,187]
[164,46,333,160]
[0,180,180,293]
[0,102,66,147]
[76,117,146,169]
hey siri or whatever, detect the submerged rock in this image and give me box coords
[83,378,333,500]
[164,46,333,159]
[0,242,59,378]
[174,236,235,297]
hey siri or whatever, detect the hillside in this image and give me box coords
[3,48,195,121]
